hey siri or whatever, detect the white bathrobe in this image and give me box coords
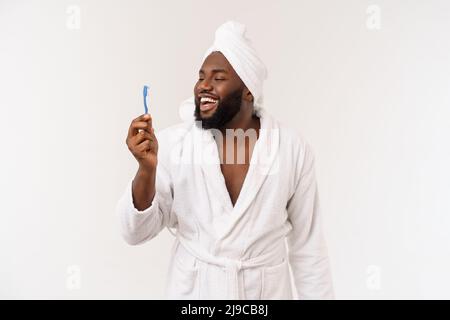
[116,107,334,299]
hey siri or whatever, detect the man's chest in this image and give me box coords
[220,163,249,206]
[218,137,256,206]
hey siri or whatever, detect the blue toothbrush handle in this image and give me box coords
[143,85,149,114]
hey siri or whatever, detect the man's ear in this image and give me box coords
[243,87,254,103]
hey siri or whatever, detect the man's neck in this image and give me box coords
[215,107,260,162]
[219,107,260,134]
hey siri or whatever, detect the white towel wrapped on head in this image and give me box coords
[202,21,268,108]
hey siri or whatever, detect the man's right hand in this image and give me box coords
[126,113,158,172]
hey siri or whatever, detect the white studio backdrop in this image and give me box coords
[1,0,449,299]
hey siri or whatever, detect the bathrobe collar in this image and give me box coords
[191,107,280,239]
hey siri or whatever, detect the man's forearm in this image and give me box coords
[132,167,156,211]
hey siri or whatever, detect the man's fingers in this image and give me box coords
[134,130,153,145]
[129,113,151,131]
[137,139,151,153]
[132,113,151,123]
[144,115,152,131]
[128,117,152,138]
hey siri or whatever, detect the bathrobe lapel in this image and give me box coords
[193,109,280,240]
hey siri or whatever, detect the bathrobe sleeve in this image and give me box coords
[286,142,334,299]
[116,160,176,246]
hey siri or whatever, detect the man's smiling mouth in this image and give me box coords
[200,96,219,112]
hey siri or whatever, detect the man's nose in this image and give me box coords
[198,79,213,91]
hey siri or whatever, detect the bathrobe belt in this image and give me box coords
[176,234,286,299]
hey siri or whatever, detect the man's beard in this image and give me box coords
[194,87,243,130]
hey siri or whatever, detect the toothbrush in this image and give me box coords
[143,85,149,114]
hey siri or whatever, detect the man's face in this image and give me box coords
[194,51,245,129]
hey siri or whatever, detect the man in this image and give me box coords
[117,21,334,299]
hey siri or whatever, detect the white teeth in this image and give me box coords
[200,97,218,104]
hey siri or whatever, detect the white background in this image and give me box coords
[1,0,449,299]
